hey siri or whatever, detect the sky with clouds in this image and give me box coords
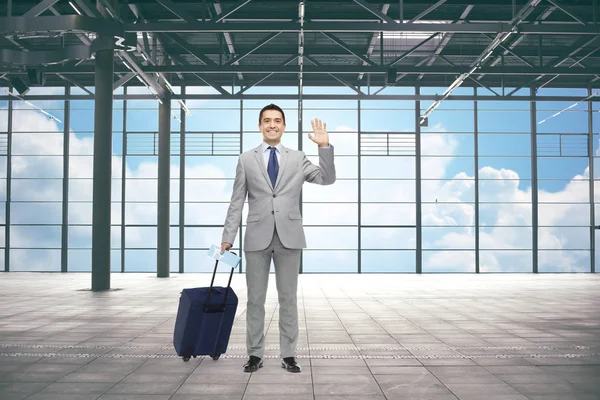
[0,86,598,273]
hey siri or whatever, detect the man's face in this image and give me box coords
[259,109,286,144]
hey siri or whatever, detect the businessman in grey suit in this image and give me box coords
[221,104,336,373]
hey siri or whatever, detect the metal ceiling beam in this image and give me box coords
[359,3,389,81]
[223,32,282,66]
[169,53,229,95]
[164,33,217,66]
[481,33,535,67]
[113,72,136,91]
[417,5,474,81]
[352,0,396,24]
[304,55,364,94]
[124,21,600,34]
[212,0,252,23]
[156,0,198,24]
[408,0,447,24]
[56,73,93,95]
[237,55,298,94]
[546,0,588,25]
[23,0,59,17]
[507,36,600,94]
[33,64,600,76]
[419,0,541,124]
[214,3,242,81]
[389,33,438,67]
[73,0,104,19]
[321,32,376,66]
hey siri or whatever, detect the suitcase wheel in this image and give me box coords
[182,356,190,362]
[211,354,221,360]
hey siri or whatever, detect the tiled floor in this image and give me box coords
[1,272,599,400]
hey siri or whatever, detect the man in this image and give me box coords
[221,104,336,373]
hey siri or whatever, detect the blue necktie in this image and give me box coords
[267,146,279,188]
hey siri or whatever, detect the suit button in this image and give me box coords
[273,195,276,198]
[271,211,274,214]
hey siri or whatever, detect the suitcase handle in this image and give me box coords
[204,251,236,313]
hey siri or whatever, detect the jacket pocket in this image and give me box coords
[288,213,302,220]
[247,214,260,223]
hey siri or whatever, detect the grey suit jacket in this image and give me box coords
[222,144,336,252]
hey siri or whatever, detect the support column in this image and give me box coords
[157,92,171,278]
[530,88,539,273]
[415,85,422,274]
[91,48,114,291]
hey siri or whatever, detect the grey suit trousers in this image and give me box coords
[244,227,301,359]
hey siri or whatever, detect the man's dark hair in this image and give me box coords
[259,103,286,125]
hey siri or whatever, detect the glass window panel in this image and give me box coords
[537,157,588,180]
[423,227,475,249]
[0,161,6,180]
[12,133,63,155]
[67,179,93,200]
[69,133,94,155]
[538,250,590,272]
[125,203,157,225]
[538,180,589,201]
[11,179,63,201]
[362,156,414,179]
[68,249,91,272]
[422,250,475,272]
[184,203,229,225]
[125,227,156,248]
[304,227,357,249]
[362,180,415,203]
[539,227,590,249]
[421,109,474,133]
[302,203,358,225]
[112,179,123,201]
[11,226,61,248]
[478,157,531,180]
[69,202,92,224]
[11,202,62,224]
[0,201,5,224]
[11,156,63,178]
[304,133,357,156]
[423,203,476,227]
[361,227,415,249]
[184,227,237,249]
[361,203,415,225]
[124,249,156,272]
[171,202,179,225]
[69,156,93,178]
[303,110,358,132]
[360,110,414,132]
[187,110,240,131]
[111,226,121,249]
[478,110,530,133]
[480,250,532,272]
[171,227,179,249]
[126,109,158,131]
[185,179,234,202]
[10,249,60,271]
[421,134,474,156]
[537,110,587,134]
[479,179,532,202]
[539,204,589,226]
[479,227,532,249]
[68,226,92,248]
[185,157,238,179]
[304,180,358,202]
[170,249,179,273]
[12,110,63,133]
[331,156,358,179]
[422,179,475,202]
[125,156,158,178]
[304,100,357,109]
[361,250,415,272]
[422,157,474,179]
[302,250,358,272]
[478,134,531,156]
[70,108,95,133]
[478,203,532,226]
[125,179,157,201]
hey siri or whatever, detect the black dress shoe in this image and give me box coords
[281,357,301,373]
[243,356,263,373]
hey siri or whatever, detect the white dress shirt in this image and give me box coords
[261,141,282,169]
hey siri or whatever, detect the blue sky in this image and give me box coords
[0,86,598,273]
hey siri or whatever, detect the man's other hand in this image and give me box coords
[221,242,232,254]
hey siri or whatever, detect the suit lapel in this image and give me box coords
[253,146,273,189]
